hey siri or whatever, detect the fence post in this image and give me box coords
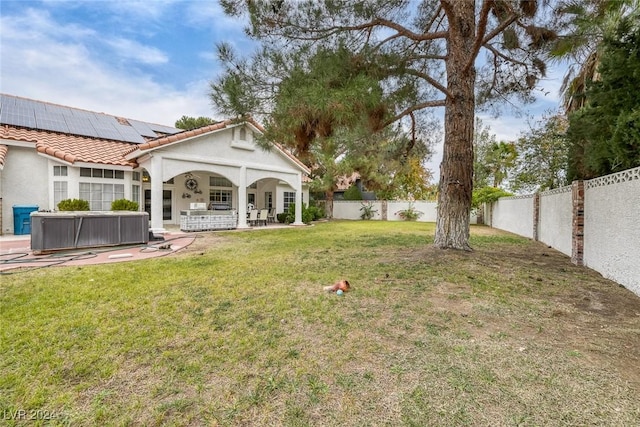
[533,193,540,241]
[571,180,585,266]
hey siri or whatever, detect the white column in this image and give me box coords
[292,172,304,226]
[236,166,249,228]
[149,156,165,233]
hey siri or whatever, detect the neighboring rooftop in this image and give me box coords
[0,94,180,144]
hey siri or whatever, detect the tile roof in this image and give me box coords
[0,144,7,170]
[1,125,137,167]
[0,96,309,175]
[126,117,311,174]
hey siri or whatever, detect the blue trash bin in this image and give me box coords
[12,205,39,235]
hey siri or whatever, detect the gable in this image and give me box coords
[125,121,310,175]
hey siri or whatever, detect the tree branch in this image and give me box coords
[464,3,519,73]
[403,68,451,97]
[382,99,446,128]
[465,0,493,73]
[264,16,448,43]
[485,44,528,67]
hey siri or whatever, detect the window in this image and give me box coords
[284,191,296,211]
[210,176,232,187]
[80,182,124,210]
[132,185,140,205]
[53,165,67,176]
[54,181,68,208]
[79,167,125,179]
[210,190,232,207]
[133,171,141,181]
[265,192,273,209]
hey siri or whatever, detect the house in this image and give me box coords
[332,172,377,201]
[0,94,310,235]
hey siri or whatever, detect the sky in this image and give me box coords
[0,0,566,177]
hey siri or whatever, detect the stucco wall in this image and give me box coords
[490,196,534,239]
[488,166,640,297]
[1,146,49,234]
[332,201,383,220]
[583,169,640,296]
[387,201,438,222]
[331,200,479,223]
[538,186,573,256]
[333,201,440,221]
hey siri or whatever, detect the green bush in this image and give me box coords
[111,199,139,211]
[360,202,378,220]
[57,198,90,211]
[395,203,423,221]
[111,199,138,212]
[306,204,325,221]
[472,187,513,209]
[284,203,319,224]
[343,185,363,200]
[277,213,288,223]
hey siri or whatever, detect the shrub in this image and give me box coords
[277,213,288,223]
[284,203,318,224]
[111,199,139,211]
[395,203,423,221]
[306,205,325,221]
[343,185,363,200]
[57,198,90,211]
[360,202,378,220]
[472,187,513,209]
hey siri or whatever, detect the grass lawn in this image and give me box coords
[1,221,639,426]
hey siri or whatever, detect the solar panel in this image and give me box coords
[149,123,180,134]
[35,105,70,133]
[64,116,99,138]
[114,124,145,143]
[36,117,70,133]
[1,107,37,128]
[128,119,158,138]
[0,94,180,142]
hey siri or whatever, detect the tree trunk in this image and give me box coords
[434,1,476,251]
[325,188,334,219]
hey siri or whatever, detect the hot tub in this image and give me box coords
[30,211,149,254]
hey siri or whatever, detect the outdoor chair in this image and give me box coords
[267,208,275,223]
[257,209,269,226]
[248,209,258,226]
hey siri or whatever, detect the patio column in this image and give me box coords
[149,156,165,233]
[237,166,249,228]
[292,172,304,226]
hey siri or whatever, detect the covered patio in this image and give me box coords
[126,119,310,232]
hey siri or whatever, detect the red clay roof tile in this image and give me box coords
[2,126,137,167]
[0,144,7,169]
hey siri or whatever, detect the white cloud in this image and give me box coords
[105,37,169,65]
[0,3,216,127]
